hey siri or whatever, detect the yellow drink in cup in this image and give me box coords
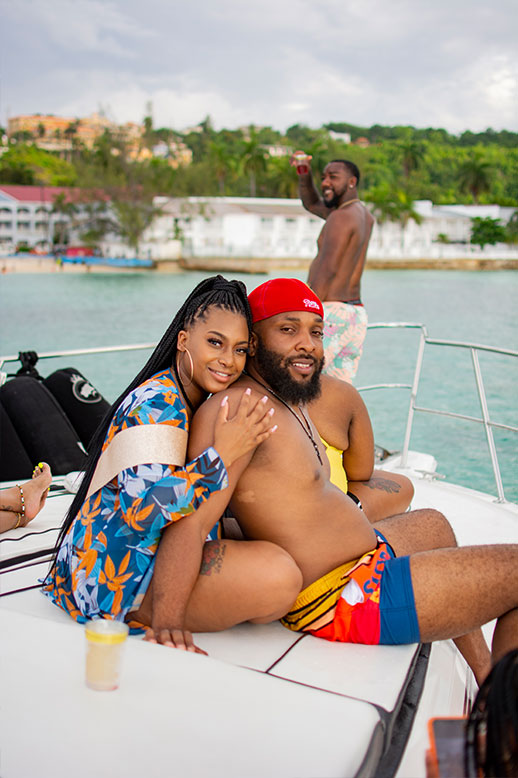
[85,620,129,691]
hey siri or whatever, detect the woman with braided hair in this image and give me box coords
[44,276,300,653]
[426,650,518,778]
[465,649,518,777]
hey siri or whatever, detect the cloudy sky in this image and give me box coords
[2,0,517,134]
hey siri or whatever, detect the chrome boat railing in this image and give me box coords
[357,323,518,504]
[1,328,516,503]
[0,343,156,374]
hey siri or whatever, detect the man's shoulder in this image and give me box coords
[315,374,361,407]
[196,377,259,418]
[325,205,360,231]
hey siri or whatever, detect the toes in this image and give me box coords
[40,462,52,478]
[32,462,52,483]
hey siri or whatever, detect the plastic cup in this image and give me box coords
[293,152,309,175]
[85,620,129,691]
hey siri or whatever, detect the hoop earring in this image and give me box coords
[177,348,194,386]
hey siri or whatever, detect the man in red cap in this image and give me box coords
[249,278,413,519]
[185,277,518,678]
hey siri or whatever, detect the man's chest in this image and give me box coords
[243,411,329,489]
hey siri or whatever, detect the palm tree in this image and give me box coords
[240,128,268,196]
[267,156,299,198]
[458,157,492,202]
[395,189,422,228]
[110,196,161,255]
[51,193,79,250]
[208,140,234,195]
[398,139,425,179]
[365,182,400,225]
[366,185,421,251]
[142,102,155,150]
[79,200,112,250]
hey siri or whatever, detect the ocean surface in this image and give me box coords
[1,268,517,502]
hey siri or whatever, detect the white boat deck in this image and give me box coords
[1,466,516,778]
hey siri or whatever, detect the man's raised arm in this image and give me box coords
[290,151,329,220]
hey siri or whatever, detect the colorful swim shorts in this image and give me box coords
[280,533,420,645]
[323,301,368,383]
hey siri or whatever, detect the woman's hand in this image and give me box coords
[213,388,277,468]
[144,625,208,655]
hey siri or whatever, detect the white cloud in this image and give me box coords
[4,0,155,55]
[55,74,253,130]
[2,0,517,132]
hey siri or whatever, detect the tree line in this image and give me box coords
[1,116,517,251]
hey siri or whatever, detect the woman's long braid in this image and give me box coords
[465,649,518,777]
[49,275,252,566]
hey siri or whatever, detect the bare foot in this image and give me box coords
[23,462,52,522]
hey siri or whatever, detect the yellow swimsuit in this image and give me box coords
[320,437,348,493]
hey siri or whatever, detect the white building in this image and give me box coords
[328,130,352,144]
[0,185,88,253]
[147,197,323,260]
[2,186,516,262]
[143,197,517,262]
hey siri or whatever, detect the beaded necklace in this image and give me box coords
[248,375,323,466]
[338,198,360,209]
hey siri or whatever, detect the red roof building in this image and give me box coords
[0,185,105,252]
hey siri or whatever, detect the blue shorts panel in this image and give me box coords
[379,555,420,645]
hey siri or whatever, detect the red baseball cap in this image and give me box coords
[248,278,324,324]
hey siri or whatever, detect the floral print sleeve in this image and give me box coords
[43,368,228,628]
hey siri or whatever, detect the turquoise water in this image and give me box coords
[1,269,517,501]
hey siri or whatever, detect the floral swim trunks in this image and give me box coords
[322,301,368,383]
[280,533,420,646]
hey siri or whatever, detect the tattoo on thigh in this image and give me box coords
[200,542,226,576]
[361,476,401,494]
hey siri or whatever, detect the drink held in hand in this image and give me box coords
[85,619,129,691]
[293,151,309,175]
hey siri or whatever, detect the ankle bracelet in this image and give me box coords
[15,484,25,527]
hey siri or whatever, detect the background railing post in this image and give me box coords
[401,328,427,467]
[471,348,506,503]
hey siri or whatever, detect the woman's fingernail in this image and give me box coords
[271,425,278,432]
[262,395,268,403]
[245,387,251,395]
[221,395,228,406]
[268,408,275,416]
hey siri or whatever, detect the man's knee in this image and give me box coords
[411,508,457,548]
[400,475,414,506]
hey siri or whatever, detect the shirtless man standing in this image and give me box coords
[188,279,518,679]
[292,152,374,383]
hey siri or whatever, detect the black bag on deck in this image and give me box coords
[0,376,87,478]
[0,402,34,480]
[43,368,110,450]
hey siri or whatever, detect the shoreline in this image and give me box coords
[2,255,518,274]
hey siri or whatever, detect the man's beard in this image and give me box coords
[254,339,324,404]
[323,191,342,209]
